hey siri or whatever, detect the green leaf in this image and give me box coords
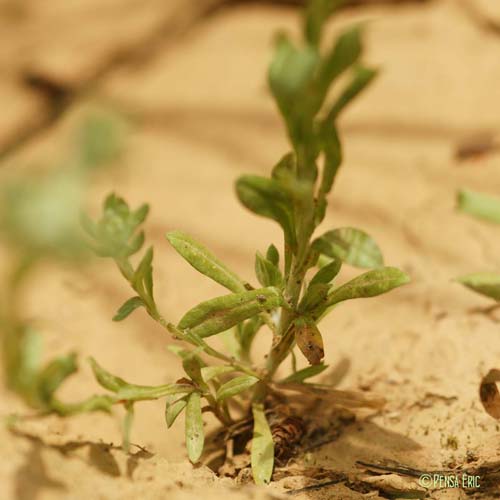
[36,353,78,405]
[456,273,500,301]
[318,26,362,97]
[269,35,319,107]
[165,395,188,428]
[457,189,500,224]
[313,227,383,269]
[266,244,280,266]
[316,121,342,223]
[91,194,149,259]
[251,403,274,485]
[185,392,204,463]
[89,357,128,392]
[122,403,134,453]
[166,231,246,293]
[178,287,284,338]
[215,375,259,401]
[89,357,193,401]
[200,366,235,383]
[310,259,341,286]
[282,363,328,383]
[255,252,283,288]
[235,175,296,249]
[325,267,410,308]
[133,246,154,300]
[112,296,145,321]
[182,355,206,387]
[239,316,264,358]
[304,0,345,47]
[326,65,378,121]
[298,283,330,313]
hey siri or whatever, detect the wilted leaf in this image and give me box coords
[313,227,383,269]
[282,363,328,383]
[251,403,274,485]
[294,318,324,365]
[457,273,500,301]
[215,375,259,401]
[166,231,246,293]
[178,287,284,338]
[457,189,500,224]
[479,369,500,419]
[185,392,204,463]
[113,296,145,321]
[325,267,410,308]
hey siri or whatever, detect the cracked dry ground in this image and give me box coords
[2,0,500,498]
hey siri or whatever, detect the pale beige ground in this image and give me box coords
[1,0,500,498]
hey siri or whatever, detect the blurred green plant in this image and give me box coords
[82,0,409,484]
[0,112,125,416]
[456,189,500,301]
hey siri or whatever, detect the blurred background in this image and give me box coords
[2,1,500,499]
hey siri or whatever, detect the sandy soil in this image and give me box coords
[2,0,500,498]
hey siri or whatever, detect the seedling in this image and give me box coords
[456,189,500,301]
[81,0,409,483]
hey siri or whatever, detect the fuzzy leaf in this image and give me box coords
[216,375,259,401]
[185,392,204,463]
[313,227,383,269]
[165,396,188,428]
[282,363,328,383]
[457,273,500,301]
[236,175,296,249]
[178,287,283,338]
[255,252,283,288]
[113,296,145,321]
[326,267,410,308]
[133,247,154,300]
[251,403,274,485]
[457,189,500,224]
[166,231,246,293]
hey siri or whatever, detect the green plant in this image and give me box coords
[0,112,124,416]
[456,189,500,300]
[80,0,409,484]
